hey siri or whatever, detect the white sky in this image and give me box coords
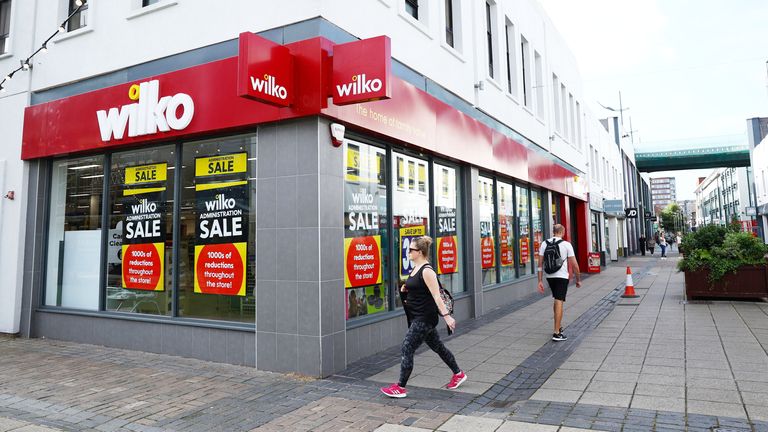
[539,0,768,199]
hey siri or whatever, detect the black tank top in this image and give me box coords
[404,264,439,327]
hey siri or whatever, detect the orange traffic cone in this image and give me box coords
[622,266,638,298]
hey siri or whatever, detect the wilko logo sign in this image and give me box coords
[336,74,383,98]
[332,36,391,105]
[96,80,194,142]
[250,74,288,100]
[237,32,294,107]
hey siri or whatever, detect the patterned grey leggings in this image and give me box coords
[398,320,460,387]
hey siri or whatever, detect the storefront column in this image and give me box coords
[607,217,618,261]
[574,200,589,272]
[466,167,484,317]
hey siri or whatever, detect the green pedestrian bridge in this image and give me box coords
[635,135,750,172]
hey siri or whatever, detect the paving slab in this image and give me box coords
[437,415,503,431]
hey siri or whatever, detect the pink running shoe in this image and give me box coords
[380,383,407,398]
[446,371,467,389]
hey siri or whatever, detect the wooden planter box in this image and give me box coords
[684,265,768,300]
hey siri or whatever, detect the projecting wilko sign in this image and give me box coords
[96,80,195,142]
[237,32,294,107]
[331,36,391,105]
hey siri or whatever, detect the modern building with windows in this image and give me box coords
[2,0,622,376]
[651,177,676,214]
[695,168,753,228]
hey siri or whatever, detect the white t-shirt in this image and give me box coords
[538,236,575,279]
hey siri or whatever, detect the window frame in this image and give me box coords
[405,0,419,20]
[40,133,259,329]
[0,0,11,55]
[444,0,454,47]
[485,1,497,80]
[520,35,532,110]
[504,18,517,97]
[67,0,88,32]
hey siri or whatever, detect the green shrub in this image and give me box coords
[679,224,735,254]
[678,230,768,282]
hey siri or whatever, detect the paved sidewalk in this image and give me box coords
[2,253,768,431]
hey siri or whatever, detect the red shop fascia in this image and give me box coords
[21,32,589,264]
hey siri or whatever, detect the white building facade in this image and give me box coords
[695,167,752,228]
[0,0,631,374]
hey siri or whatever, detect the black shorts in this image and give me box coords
[547,278,569,301]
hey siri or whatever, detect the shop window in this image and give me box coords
[479,175,496,286]
[45,156,104,310]
[497,181,515,281]
[551,192,561,229]
[67,0,87,31]
[104,146,174,316]
[531,189,543,273]
[591,212,599,252]
[516,185,530,276]
[434,163,464,293]
[0,0,10,54]
[345,141,388,320]
[393,151,430,300]
[178,134,257,322]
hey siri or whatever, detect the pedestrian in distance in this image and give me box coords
[538,224,582,342]
[380,235,467,398]
[639,235,646,256]
[659,235,668,259]
[647,236,655,255]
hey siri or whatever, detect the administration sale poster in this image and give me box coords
[194,153,249,296]
[344,143,384,290]
[122,163,167,291]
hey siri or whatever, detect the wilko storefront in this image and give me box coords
[19,30,588,377]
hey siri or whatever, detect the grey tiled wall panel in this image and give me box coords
[34,312,256,366]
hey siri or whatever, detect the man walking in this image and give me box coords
[538,224,582,341]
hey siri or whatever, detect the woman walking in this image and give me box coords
[659,235,668,259]
[380,236,467,398]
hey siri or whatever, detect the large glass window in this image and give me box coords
[345,141,388,320]
[105,146,174,316]
[434,163,464,293]
[531,189,543,273]
[591,212,599,252]
[497,181,515,282]
[178,134,257,322]
[45,156,104,310]
[516,185,530,276]
[394,151,430,301]
[479,176,496,286]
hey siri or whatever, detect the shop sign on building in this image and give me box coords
[332,36,391,105]
[589,192,603,211]
[97,80,195,142]
[604,199,624,216]
[237,32,294,106]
